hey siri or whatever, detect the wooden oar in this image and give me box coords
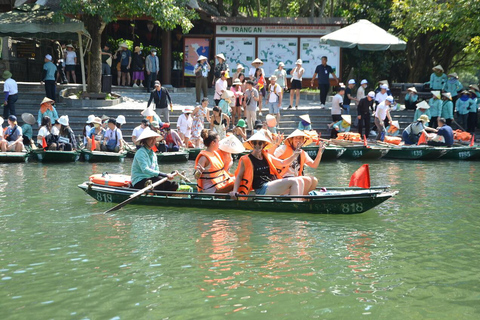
[453,119,466,132]
[177,171,192,183]
[103,176,170,214]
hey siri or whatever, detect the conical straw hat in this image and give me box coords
[243,131,272,150]
[285,129,313,147]
[218,135,245,154]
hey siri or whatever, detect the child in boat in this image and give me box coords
[194,130,235,193]
[274,129,326,194]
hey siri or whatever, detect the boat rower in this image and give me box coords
[131,128,178,191]
[217,134,245,174]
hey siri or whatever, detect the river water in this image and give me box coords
[1,159,479,319]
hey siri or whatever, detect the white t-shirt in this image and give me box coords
[51,126,59,135]
[356,86,366,101]
[132,125,145,143]
[274,145,314,177]
[65,51,77,65]
[37,126,51,145]
[331,94,344,115]
[3,78,18,95]
[214,78,227,100]
[268,83,282,103]
[104,127,123,147]
[375,91,388,104]
[177,114,193,138]
[292,67,305,81]
[376,101,390,120]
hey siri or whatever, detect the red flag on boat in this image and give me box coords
[42,136,47,150]
[417,132,427,145]
[91,134,96,151]
[152,145,158,152]
[349,164,370,189]
[470,134,475,147]
[363,135,368,147]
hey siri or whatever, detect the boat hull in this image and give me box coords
[383,146,446,160]
[187,148,202,160]
[81,150,127,162]
[31,150,80,162]
[0,152,29,163]
[302,146,346,161]
[156,151,189,163]
[339,146,389,160]
[438,147,479,160]
[78,182,397,215]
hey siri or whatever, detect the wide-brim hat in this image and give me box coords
[269,75,277,81]
[41,97,54,104]
[461,90,470,95]
[232,79,242,86]
[119,43,128,48]
[407,87,418,93]
[101,114,110,121]
[442,92,452,100]
[134,46,141,53]
[432,65,444,72]
[197,55,207,62]
[244,131,272,150]
[0,117,3,126]
[221,90,235,100]
[21,113,36,125]
[278,62,285,67]
[183,106,194,113]
[116,115,126,125]
[295,59,303,65]
[219,135,245,154]
[251,58,263,66]
[431,90,441,99]
[86,114,95,123]
[469,84,479,91]
[380,84,389,90]
[341,115,352,124]
[58,115,69,126]
[142,107,156,117]
[379,80,389,86]
[236,119,247,128]
[236,64,244,70]
[285,129,313,147]
[391,121,400,129]
[66,44,74,49]
[137,127,161,142]
[417,114,429,123]
[448,72,458,79]
[416,100,430,109]
[2,70,12,79]
[299,114,311,124]
[265,114,276,127]
[92,117,102,125]
[215,53,226,61]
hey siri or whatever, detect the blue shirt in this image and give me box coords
[441,100,454,119]
[428,98,442,117]
[437,125,454,146]
[43,62,57,81]
[131,147,160,186]
[120,50,131,66]
[314,64,334,84]
[456,97,470,115]
[427,72,447,90]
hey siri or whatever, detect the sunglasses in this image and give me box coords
[252,141,265,146]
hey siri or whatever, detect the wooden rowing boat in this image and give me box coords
[436,146,480,160]
[339,146,389,160]
[382,145,447,160]
[0,151,29,163]
[81,149,127,162]
[31,149,80,162]
[78,182,397,214]
[187,148,202,160]
[156,151,189,163]
[301,146,346,160]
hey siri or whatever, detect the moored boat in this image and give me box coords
[302,145,346,161]
[78,181,397,214]
[31,149,80,162]
[156,151,189,163]
[382,145,446,160]
[187,148,202,160]
[436,146,479,160]
[339,146,389,160]
[81,149,127,162]
[0,151,29,163]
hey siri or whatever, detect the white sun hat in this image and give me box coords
[348,79,356,85]
[341,115,352,124]
[142,107,156,117]
[416,100,430,109]
[197,55,207,62]
[215,53,226,61]
[218,135,245,154]
[86,114,95,123]
[58,115,69,126]
[251,58,263,66]
[295,59,303,65]
[116,115,126,125]
[361,79,368,85]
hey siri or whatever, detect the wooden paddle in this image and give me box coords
[104,173,175,214]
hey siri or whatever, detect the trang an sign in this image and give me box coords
[216,25,340,36]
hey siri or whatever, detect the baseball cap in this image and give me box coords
[386,96,394,103]
[154,80,160,87]
[361,79,368,85]
[348,79,355,85]
[380,84,388,90]
[8,115,17,122]
[367,91,375,98]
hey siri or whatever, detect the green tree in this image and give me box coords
[57,0,196,93]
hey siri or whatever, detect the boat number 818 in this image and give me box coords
[342,203,364,213]
[96,193,113,203]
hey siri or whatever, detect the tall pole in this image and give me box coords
[78,32,87,92]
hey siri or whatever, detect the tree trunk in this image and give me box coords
[83,15,106,93]
[217,0,226,16]
[319,0,327,17]
[267,0,271,17]
[256,0,261,17]
[310,0,315,18]
[231,0,240,17]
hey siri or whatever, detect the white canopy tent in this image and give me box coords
[319,19,406,51]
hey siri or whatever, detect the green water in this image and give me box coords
[1,160,480,319]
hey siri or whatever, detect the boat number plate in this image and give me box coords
[96,193,113,202]
[458,151,471,159]
[306,151,317,158]
[352,150,363,157]
[342,203,364,213]
[412,150,423,157]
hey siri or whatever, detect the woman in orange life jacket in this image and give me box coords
[194,129,235,193]
[273,129,326,194]
[217,134,245,174]
[230,131,305,200]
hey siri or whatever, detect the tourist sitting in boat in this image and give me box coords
[21,113,36,149]
[210,106,229,140]
[1,115,24,152]
[149,121,166,152]
[385,121,400,137]
[298,114,312,131]
[86,117,105,151]
[232,119,247,142]
[427,118,454,147]
[162,123,184,151]
[177,106,194,146]
[191,98,211,148]
[218,134,245,174]
[194,130,235,193]
[142,107,162,124]
[231,131,306,200]
[413,101,431,126]
[404,87,419,110]
[37,97,58,126]
[274,129,326,194]
[132,119,149,149]
[54,115,77,151]
[131,128,178,191]
[83,115,95,147]
[102,118,124,152]
[429,91,442,128]
[37,116,55,149]
[402,115,436,145]
[331,115,352,138]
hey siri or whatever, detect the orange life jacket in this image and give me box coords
[194,150,233,192]
[235,151,282,199]
[384,136,402,145]
[276,144,306,177]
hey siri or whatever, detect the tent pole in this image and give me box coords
[78,31,87,92]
